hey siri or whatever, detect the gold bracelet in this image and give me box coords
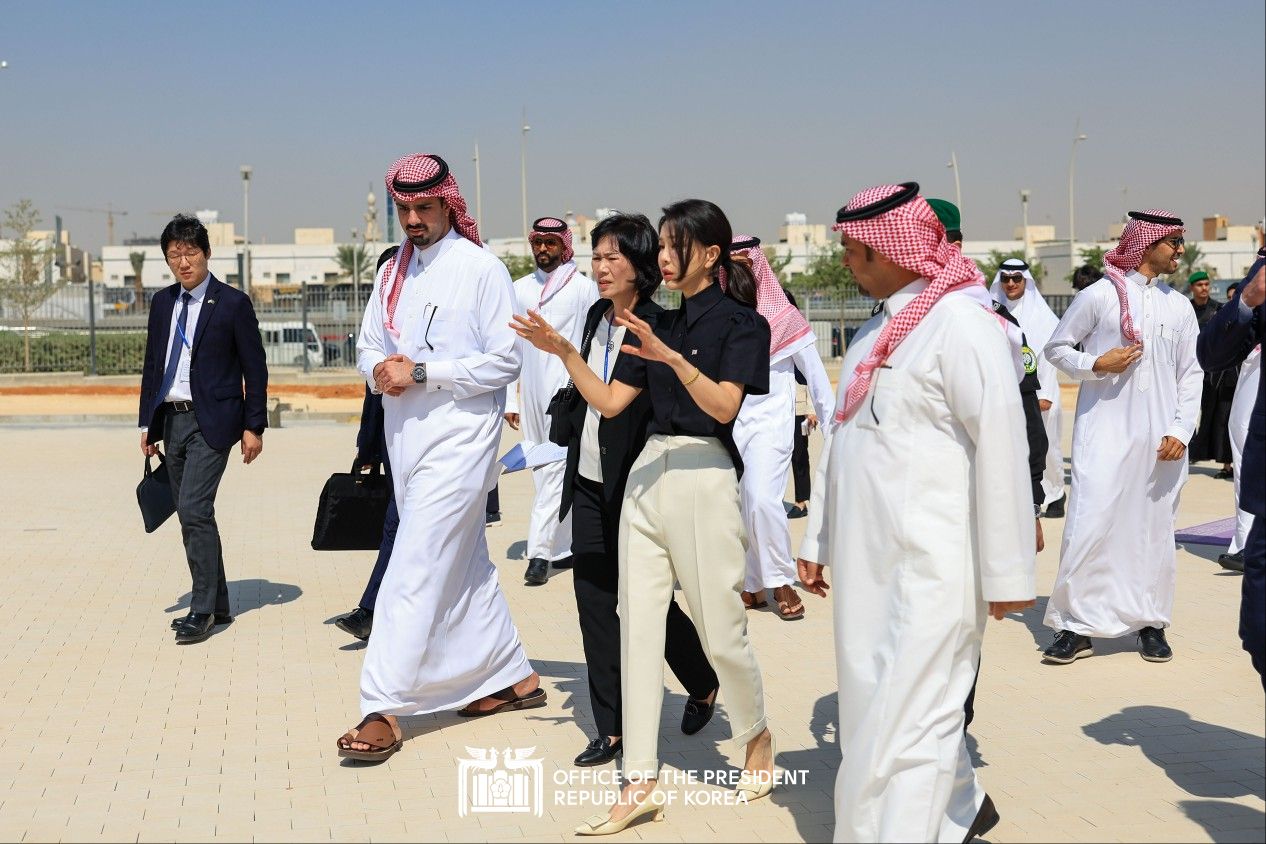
[682,366,701,386]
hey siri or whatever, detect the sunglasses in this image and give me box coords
[1000,273,1025,283]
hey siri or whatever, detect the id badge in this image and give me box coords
[177,355,191,384]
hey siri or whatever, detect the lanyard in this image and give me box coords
[602,317,614,381]
[175,316,191,350]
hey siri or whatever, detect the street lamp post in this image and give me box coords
[350,228,361,323]
[240,165,252,294]
[520,110,531,243]
[946,151,962,213]
[1020,189,1032,263]
[1068,124,1087,277]
[473,141,483,236]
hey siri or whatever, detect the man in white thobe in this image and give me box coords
[991,257,1067,516]
[797,183,1035,842]
[728,237,834,619]
[507,216,599,585]
[337,154,544,761]
[1042,210,1203,665]
[1221,342,1260,572]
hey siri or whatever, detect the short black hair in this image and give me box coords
[1072,263,1101,291]
[945,228,963,244]
[160,214,210,257]
[590,213,662,302]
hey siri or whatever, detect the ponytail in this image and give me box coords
[718,254,757,308]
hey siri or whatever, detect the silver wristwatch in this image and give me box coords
[411,363,427,384]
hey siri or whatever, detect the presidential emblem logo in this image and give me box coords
[457,746,544,817]
[1021,345,1038,375]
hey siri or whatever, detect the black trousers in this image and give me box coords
[1243,514,1265,690]
[164,409,232,615]
[791,415,811,503]
[571,475,719,737]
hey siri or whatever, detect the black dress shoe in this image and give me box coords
[1215,467,1234,480]
[174,612,217,644]
[524,558,549,585]
[334,607,373,640]
[550,555,574,570]
[1138,626,1173,662]
[681,690,717,735]
[170,612,232,631]
[1219,551,1246,573]
[786,504,808,519]
[1042,630,1093,664]
[573,736,622,767]
[1043,493,1066,518]
[485,511,502,527]
[962,793,999,843]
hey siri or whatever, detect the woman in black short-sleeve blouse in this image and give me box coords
[513,199,776,834]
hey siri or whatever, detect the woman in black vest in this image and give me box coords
[558,214,719,768]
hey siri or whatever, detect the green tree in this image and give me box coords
[1065,245,1107,284]
[1176,242,1207,282]
[128,251,147,314]
[0,200,60,372]
[335,244,373,284]
[500,253,536,279]
[794,244,860,351]
[976,249,1046,288]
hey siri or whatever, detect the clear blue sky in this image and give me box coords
[1,0,1262,253]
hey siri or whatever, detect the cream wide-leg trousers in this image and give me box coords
[618,435,767,779]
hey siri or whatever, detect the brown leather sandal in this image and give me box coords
[458,686,547,718]
[741,590,768,610]
[773,585,805,620]
[336,713,403,762]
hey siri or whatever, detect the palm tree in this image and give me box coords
[1177,242,1205,281]
[335,244,372,284]
[129,251,146,313]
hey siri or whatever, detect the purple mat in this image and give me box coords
[1174,517,1236,545]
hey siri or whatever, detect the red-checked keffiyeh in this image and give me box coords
[529,217,577,306]
[728,235,814,364]
[380,154,481,337]
[1101,209,1185,344]
[831,182,1008,424]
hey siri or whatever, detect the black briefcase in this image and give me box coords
[311,461,391,551]
[137,452,176,533]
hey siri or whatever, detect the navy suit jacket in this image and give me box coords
[1197,260,1264,517]
[139,276,269,451]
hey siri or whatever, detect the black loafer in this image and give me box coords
[681,690,717,735]
[574,736,622,767]
[170,612,232,631]
[1042,630,1093,664]
[962,793,999,843]
[334,607,373,640]
[174,612,217,644]
[524,558,549,585]
[786,504,808,519]
[486,511,502,527]
[1043,494,1066,518]
[1218,552,1245,573]
[1138,626,1173,662]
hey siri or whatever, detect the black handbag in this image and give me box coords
[136,451,176,533]
[546,383,578,446]
[546,314,601,447]
[311,460,392,551]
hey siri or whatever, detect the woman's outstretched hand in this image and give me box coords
[615,309,677,364]
[510,309,574,357]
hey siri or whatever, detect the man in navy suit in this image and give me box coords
[138,214,268,644]
[1198,249,1265,687]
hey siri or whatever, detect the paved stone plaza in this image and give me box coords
[0,390,1262,842]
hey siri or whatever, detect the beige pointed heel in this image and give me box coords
[574,783,665,835]
[737,732,778,802]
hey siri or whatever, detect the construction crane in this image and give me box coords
[56,203,129,246]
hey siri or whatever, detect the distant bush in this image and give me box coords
[0,331,146,375]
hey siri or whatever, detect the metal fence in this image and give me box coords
[0,283,1078,375]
